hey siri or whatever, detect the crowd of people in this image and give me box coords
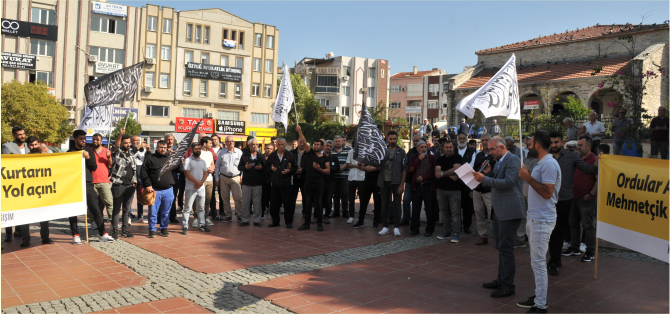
[7,104,668,313]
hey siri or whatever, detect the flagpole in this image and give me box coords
[519,118,523,165]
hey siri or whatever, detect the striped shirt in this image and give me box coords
[332,146,351,179]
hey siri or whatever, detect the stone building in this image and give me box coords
[448,23,669,126]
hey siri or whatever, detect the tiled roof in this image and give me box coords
[476,23,669,54]
[391,70,441,79]
[456,56,630,90]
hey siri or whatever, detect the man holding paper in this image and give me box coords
[473,136,525,299]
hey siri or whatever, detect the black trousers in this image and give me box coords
[348,180,362,218]
[357,181,381,223]
[17,222,49,242]
[322,180,335,217]
[380,182,402,228]
[411,185,435,233]
[271,186,294,225]
[70,183,106,237]
[170,171,180,220]
[303,182,324,225]
[461,188,474,230]
[261,183,271,214]
[548,199,573,266]
[178,171,186,207]
[332,178,349,216]
[112,184,135,233]
[492,210,521,291]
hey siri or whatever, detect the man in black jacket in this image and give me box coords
[261,143,274,218]
[141,140,177,238]
[321,140,340,224]
[472,134,495,245]
[68,130,114,244]
[291,136,307,214]
[296,126,330,232]
[265,138,297,228]
[238,138,265,227]
[457,133,477,233]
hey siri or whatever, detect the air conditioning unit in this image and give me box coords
[144,86,153,93]
[68,111,75,119]
[63,98,75,107]
[207,113,213,118]
[146,57,156,65]
[88,55,98,62]
[402,88,407,92]
[343,76,349,81]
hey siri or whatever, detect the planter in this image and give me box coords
[621,140,643,157]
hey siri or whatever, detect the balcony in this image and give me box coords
[324,107,337,113]
[405,106,421,114]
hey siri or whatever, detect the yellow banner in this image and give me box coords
[1,152,86,227]
[246,127,277,137]
[598,154,669,240]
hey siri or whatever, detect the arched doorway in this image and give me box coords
[587,90,621,118]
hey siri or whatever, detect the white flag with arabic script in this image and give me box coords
[272,65,295,133]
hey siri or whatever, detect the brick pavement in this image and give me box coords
[91,297,211,313]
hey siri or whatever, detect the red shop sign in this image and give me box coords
[175,117,215,133]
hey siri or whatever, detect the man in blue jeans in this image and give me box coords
[517,131,561,313]
[140,140,177,238]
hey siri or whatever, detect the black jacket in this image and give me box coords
[238,152,266,186]
[68,147,97,183]
[141,151,176,190]
[322,152,340,182]
[265,150,297,187]
[290,149,308,182]
[473,151,496,193]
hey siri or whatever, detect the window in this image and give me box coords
[264,84,272,98]
[390,101,401,109]
[407,84,423,97]
[182,108,206,118]
[343,66,351,76]
[254,33,262,47]
[368,67,376,79]
[443,83,449,92]
[316,98,330,107]
[231,30,237,41]
[265,59,273,73]
[162,18,172,33]
[428,84,439,95]
[146,44,156,58]
[408,100,422,107]
[218,110,239,120]
[147,16,157,31]
[236,57,243,71]
[90,17,126,35]
[341,107,350,116]
[184,51,193,64]
[405,114,421,125]
[428,101,438,109]
[253,58,261,72]
[186,24,193,42]
[195,25,201,43]
[368,87,375,98]
[220,55,228,66]
[30,39,54,57]
[442,101,449,109]
[201,53,209,64]
[145,72,155,86]
[251,113,269,124]
[146,105,169,117]
[159,73,169,89]
[219,82,227,98]
[34,71,53,87]
[381,69,385,78]
[251,83,260,96]
[160,46,171,61]
[200,79,207,97]
[390,85,401,93]
[204,26,210,44]
[234,83,241,100]
[266,35,274,49]
[342,86,350,96]
[222,29,228,40]
[239,31,244,49]
[31,8,55,25]
[90,47,125,64]
[184,78,192,96]
[316,76,338,93]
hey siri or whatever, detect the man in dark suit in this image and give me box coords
[458,118,470,136]
[473,136,526,298]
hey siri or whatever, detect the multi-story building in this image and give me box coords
[294,56,390,124]
[388,67,445,125]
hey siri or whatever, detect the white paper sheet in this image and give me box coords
[454,163,481,190]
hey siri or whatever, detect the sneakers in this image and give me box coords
[378,227,389,235]
[514,238,527,248]
[160,229,170,237]
[581,252,594,262]
[72,234,82,245]
[562,248,581,256]
[192,218,199,228]
[394,228,401,236]
[517,296,536,308]
[182,228,188,235]
[482,280,501,289]
[353,221,364,228]
[548,265,559,276]
[205,218,214,226]
[99,233,115,242]
[347,217,354,224]
[298,224,310,231]
[148,231,155,238]
[562,241,569,249]
[437,231,451,240]
[198,225,211,232]
[137,217,144,223]
[450,233,460,243]
[526,306,547,313]
[121,230,134,238]
[579,243,587,253]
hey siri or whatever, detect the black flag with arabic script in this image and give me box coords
[158,119,202,180]
[353,101,386,167]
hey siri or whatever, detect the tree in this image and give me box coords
[111,111,143,140]
[275,73,325,127]
[558,96,590,121]
[1,81,73,144]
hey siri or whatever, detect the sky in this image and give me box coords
[117,1,669,75]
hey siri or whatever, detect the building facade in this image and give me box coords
[388,67,445,125]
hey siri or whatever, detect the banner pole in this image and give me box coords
[594,154,602,278]
[518,118,523,165]
[84,214,89,245]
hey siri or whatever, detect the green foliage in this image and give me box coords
[368,100,388,127]
[558,96,590,121]
[111,112,143,140]
[1,80,73,144]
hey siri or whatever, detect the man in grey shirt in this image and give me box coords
[563,118,578,141]
[214,135,244,222]
[611,108,632,155]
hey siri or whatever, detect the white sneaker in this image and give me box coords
[72,235,82,245]
[205,218,214,226]
[580,243,587,252]
[378,227,389,235]
[91,221,98,230]
[99,233,115,242]
[347,217,354,224]
[128,217,132,226]
[192,218,198,228]
[562,241,569,249]
[394,228,401,236]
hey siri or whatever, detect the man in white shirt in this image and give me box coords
[182,143,210,234]
[345,144,366,224]
[584,111,606,154]
[215,135,244,222]
[192,137,215,227]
